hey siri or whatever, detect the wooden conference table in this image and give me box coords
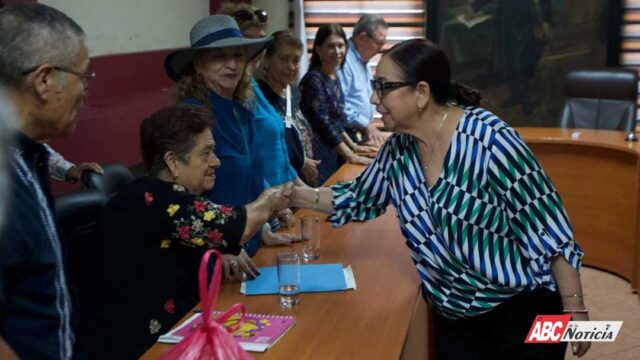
[516,127,640,292]
[143,126,640,359]
[141,164,430,359]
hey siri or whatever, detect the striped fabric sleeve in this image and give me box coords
[44,144,75,181]
[327,145,393,227]
[487,128,583,287]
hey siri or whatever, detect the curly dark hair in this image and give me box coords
[140,105,214,176]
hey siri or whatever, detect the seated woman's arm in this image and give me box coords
[334,141,372,166]
[299,73,356,160]
[340,131,378,155]
[299,73,344,150]
[167,184,291,279]
[299,75,372,166]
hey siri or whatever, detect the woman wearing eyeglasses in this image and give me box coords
[299,24,375,185]
[290,39,590,359]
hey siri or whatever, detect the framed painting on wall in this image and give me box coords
[426,0,623,127]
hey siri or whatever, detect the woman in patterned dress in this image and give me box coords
[299,24,375,185]
[291,39,591,359]
[81,105,292,360]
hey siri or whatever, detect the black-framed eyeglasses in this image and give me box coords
[370,79,416,99]
[22,65,96,88]
[234,9,268,24]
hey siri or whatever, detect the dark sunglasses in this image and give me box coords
[370,79,416,99]
[234,9,268,24]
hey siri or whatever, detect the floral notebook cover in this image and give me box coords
[158,311,296,352]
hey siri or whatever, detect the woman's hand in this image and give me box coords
[563,296,591,358]
[353,144,379,154]
[347,154,373,166]
[222,249,259,281]
[277,209,296,228]
[353,144,378,159]
[262,227,301,246]
[257,183,294,216]
[66,162,104,183]
[551,256,591,357]
[365,123,386,147]
[301,158,320,186]
[569,312,591,357]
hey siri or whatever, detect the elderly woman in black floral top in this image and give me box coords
[80,105,292,360]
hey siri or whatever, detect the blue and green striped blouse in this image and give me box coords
[328,107,583,319]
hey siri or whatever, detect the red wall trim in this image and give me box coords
[49,50,175,194]
[85,49,174,105]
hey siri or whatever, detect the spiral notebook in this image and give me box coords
[158,311,296,352]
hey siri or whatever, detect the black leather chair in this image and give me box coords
[55,190,108,298]
[81,162,134,197]
[559,69,638,131]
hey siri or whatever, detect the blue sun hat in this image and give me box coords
[165,14,272,80]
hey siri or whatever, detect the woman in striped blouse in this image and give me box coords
[291,39,590,359]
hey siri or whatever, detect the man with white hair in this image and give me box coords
[0,4,92,359]
[337,14,388,146]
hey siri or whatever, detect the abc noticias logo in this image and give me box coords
[525,315,623,343]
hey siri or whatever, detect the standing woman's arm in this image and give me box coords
[291,186,334,214]
[292,136,394,226]
[551,257,590,357]
[487,127,590,357]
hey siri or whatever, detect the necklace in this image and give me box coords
[423,106,450,171]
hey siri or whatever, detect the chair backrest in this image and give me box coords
[559,68,638,131]
[81,162,134,197]
[55,190,108,297]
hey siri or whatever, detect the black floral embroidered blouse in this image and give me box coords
[81,177,246,359]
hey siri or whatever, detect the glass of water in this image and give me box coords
[301,216,320,262]
[276,252,301,308]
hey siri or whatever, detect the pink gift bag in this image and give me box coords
[159,249,252,360]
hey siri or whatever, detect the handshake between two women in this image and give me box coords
[224,182,298,281]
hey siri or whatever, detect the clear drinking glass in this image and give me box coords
[300,216,320,262]
[276,252,301,308]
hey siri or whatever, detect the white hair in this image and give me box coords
[0,4,85,90]
[353,14,388,38]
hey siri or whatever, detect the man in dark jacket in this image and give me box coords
[0,4,91,359]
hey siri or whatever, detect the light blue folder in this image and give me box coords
[244,263,348,295]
